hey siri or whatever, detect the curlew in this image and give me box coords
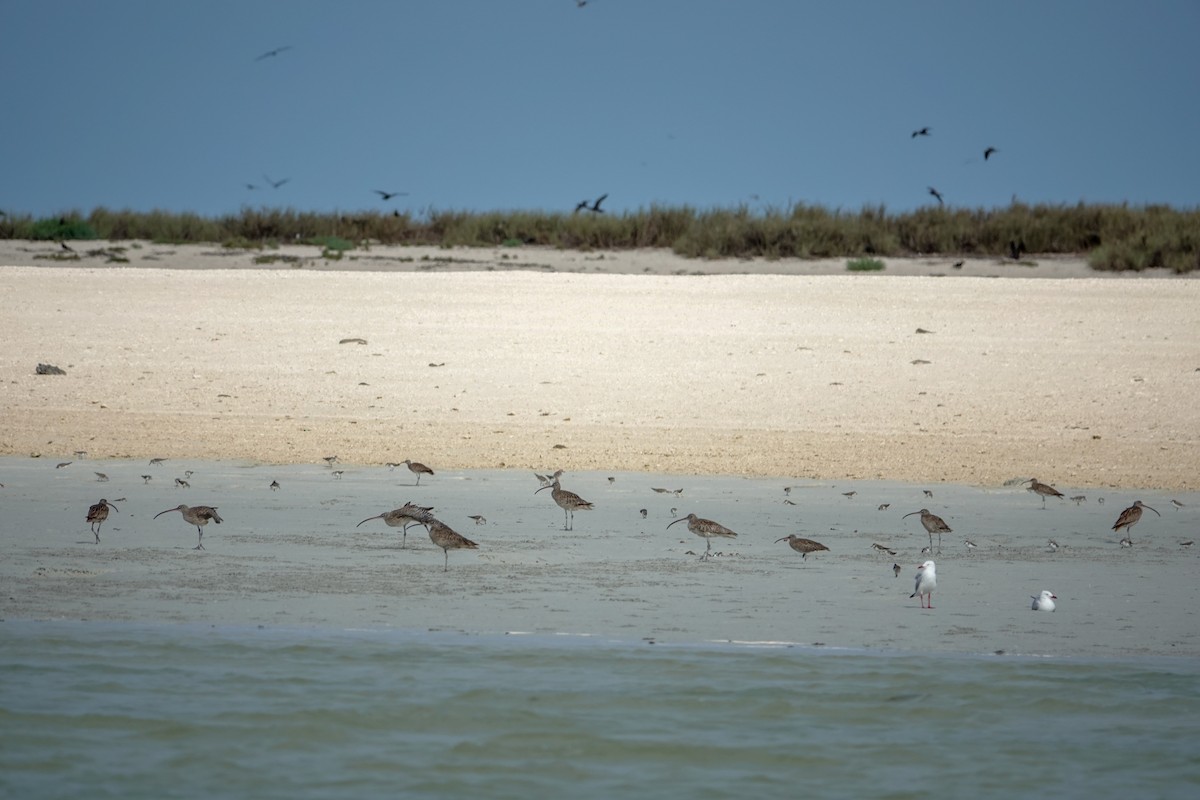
[86,499,118,543]
[426,519,477,571]
[535,479,593,530]
[155,504,222,550]
[903,509,951,554]
[911,560,937,609]
[667,513,737,561]
[1026,478,1064,509]
[1110,500,1160,545]
[356,503,435,549]
[403,459,434,486]
[775,534,829,561]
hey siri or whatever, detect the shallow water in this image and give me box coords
[2,457,1199,658]
[2,621,1198,799]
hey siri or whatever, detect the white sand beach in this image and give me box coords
[2,241,1198,488]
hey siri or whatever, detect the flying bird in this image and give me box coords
[263,174,290,189]
[910,560,937,608]
[374,190,409,200]
[927,187,944,205]
[1031,590,1057,612]
[983,147,998,160]
[254,45,293,62]
[575,194,608,213]
[911,127,931,138]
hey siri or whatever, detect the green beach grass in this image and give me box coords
[2,202,1197,272]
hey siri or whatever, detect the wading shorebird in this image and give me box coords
[775,534,829,561]
[356,503,435,549]
[403,459,434,486]
[911,560,937,609]
[871,543,897,556]
[535,479,593,530]
[903,509,952,554]
[667,513,738,561]
[1111,500,1160,545]
[155,504,222,550]
[426,519,477,572]
[1026,478,1064,508]
[86,499,118,543]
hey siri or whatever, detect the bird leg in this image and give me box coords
[443,549,449,572]
[195,527,205,551]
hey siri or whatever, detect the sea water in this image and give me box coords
[2,621,1198,799]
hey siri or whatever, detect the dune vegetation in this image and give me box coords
[2,201,1197,272]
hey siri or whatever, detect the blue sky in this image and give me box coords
[3,0,1198,218]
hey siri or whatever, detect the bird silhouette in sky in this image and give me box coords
[254,45,292,62]
[374,190,409,200]
[911,127,931,138]
[263,174,290,189]
[928,186,944,205]
[984,146,998,160]
[575,193,608,213]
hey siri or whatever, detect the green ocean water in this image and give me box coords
[2,621,1198,800]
